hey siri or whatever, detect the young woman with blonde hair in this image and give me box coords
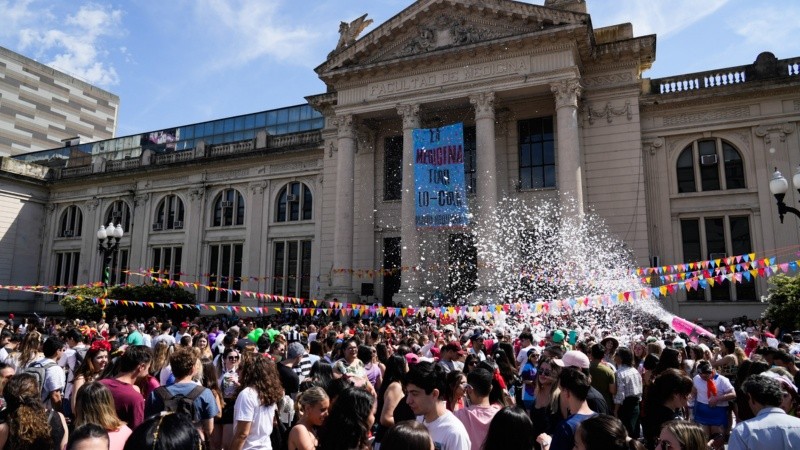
[287,386,330,450]
[74,381,132,450]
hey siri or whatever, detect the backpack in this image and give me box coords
[155,385,205,420]
[23,360,57,397]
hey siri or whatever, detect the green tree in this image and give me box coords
[60,286,105,321]
[762,273,800,331]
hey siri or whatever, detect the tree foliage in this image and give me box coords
[762,273,800,331]
[60,283,197,322]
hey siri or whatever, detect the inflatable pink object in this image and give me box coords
[671,316,714,343]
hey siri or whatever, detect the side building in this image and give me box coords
[1,0,799,322]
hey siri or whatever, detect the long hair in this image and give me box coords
[646,368,693,408]
[123,413,202,450]
[534,357,561,411]
[654,348,682,376]
[200,358,224,408]
[576,414,645,450]
[17,330,43,368]
[3,373,53,447]
[150,341,172,376]
[74,347,109,381]
[382,354,407,387]
[308,361,335,391]
[317,387,375,450]
[481,407,534,450]
[74,381,124,431]
[381,421,432,450]
[237,353,283,406]
[445,370,465,410]
[660,420,707,450]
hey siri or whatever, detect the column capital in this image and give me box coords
[469,92,496,119]
[396,103,421,129]
[335,114,355,138]
[550,78,582,109]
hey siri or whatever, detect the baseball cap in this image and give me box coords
[552,330,565,344]
[562,350,590,369]
[405,353,420,365]
[287,342,305,360]
[443,342,466,355]
[180,322,189,328]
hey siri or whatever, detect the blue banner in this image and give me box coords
[413,123,470,228]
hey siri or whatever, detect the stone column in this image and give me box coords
[470,92,498,292]
[331,114,356,294]
[551,78,584,212]
[397,104,421,296]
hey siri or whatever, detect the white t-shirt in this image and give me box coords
[692,373,734,405]
[234,386,277,450]
[418,410,471,450]
[516,345,534,373]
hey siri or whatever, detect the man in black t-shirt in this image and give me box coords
[277,342,302,400]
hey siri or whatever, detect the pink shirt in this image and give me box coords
[109,425,133,450]
[454,404,501,450]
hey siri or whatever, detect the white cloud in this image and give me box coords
[9,2,124,87]
[191,0,319,69]
[0,0,45,39]
[591,0,730,38]
[727,4,800,58]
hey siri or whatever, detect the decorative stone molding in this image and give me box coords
[643,137,664,156]
[134,194,149,207]
[328,141,337,158]
[795,99,800,111]
[551,79,582,109]
[189,187,205,202]
[586,101,632,125]
[755,123,796,144]
[335,115,355,138]
[662,106,750,127]
[396,104,421,130]
[207,169,249,181]
[46,203,56,213]
[469,92,496,120]
[249,181,268,195]
[85,198,100,211]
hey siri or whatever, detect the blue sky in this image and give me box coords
[1,0,799,136]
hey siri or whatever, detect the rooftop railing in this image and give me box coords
[649,52,800,95]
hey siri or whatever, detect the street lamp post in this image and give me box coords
[97,222,124,287]
[768,168,800,223]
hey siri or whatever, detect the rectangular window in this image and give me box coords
[208,243,243,303]
[384,136,403,201]
[109,249,129,286]
[448,233,477,298]
[152,246,183,281]
[698,140,720,191]
[272,239,312,300]
[680,215,755,302]
[55,251,81,286]
[518,117,555,189]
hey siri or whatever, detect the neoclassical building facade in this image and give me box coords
[1,0,798,321]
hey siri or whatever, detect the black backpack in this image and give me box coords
[155,385,205,420]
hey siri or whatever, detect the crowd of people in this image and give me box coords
[0,305,798,450]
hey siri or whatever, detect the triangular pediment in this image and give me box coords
[317,0,589,76]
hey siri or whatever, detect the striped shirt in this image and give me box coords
[614,365,643,405]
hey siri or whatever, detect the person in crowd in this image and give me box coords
[30,336,67,411]
[0,373,68,450]
[123,413,203,450]
[279,342,303,399]
[728,374,800,450]
[469,334,487,361]
[601,336,619,367]
[200,358,225,450]
[317,387,375,450]
[515,332,535,372]
[691,360,736,439]
[642,368,693,450]
[99,345,152,430]
[230,353,283,450]
[481,406,534,450]
[538,367,597,450]
[380,420,434,450]
[301,361,336,392]
[73,381,132,450]
[574,414,646,450]
[194,332,214,359]
[734,359,770,421]
[217,346,241,447]
[562,350,609,415]
[146,347,218,441]
[8,330,43,370]
[71,340,111,413]
[454,368,501,450]
[374,354,415,449]
[653,347,682,377]
[126,322,144,346]
[333,337,366,380]
[463,354,480,374]
[589,343,616,409]
[531,356,563,448]
[520,348,539,412]
[444,370,467,412]
[439,342,466,374]
[287,386,329,450]
[613,347,643,439]
[60,328,87,415]
[151,322,176,349]
[67,423,109,450]
[406,361,471,450]
[657,420,709,450]
[358,345,382,390]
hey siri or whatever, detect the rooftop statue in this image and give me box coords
[332,13,373,54]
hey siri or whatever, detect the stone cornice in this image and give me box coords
[640,81,800,112]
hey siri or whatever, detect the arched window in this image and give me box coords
[105,200,131,231]
[59,205,82,238]
[676,139,746,193]
[153,195,185,231]
[212,188,245,227]
[276,182,312,222]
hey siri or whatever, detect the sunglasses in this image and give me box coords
[539,369,554,376]
[227,356,240,361]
